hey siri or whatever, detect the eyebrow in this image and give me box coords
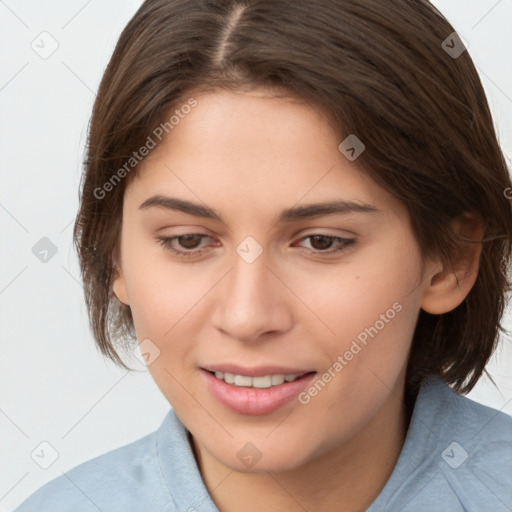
[139,194,380,223]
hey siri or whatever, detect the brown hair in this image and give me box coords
[73,0,512,394]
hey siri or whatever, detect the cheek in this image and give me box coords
[290,239,424,403]
[122,247,218,394]
[121,239,204,336]
[123,257,204,406]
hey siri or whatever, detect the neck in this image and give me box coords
[192,377,410,512]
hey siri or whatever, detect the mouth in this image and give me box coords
[206,370,313,388]
[200,367,317,415]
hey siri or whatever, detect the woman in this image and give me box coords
[15,0,512,510]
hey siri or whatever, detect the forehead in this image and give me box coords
[125,89,405,224]
[151,88,339,163]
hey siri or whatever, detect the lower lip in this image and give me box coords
[201,369,317,415]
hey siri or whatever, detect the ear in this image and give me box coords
[112,261,130,306]
[421,213,484,315]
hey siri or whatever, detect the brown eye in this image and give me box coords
[176,234,203,249]
[297,235,355,255]
[308,235,335,251]
[156,234,213,258]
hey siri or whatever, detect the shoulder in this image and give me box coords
[402,377,511,510]
[14,419,175,512]
[370,377,512,512]
[422,376,512,456]
[429,378,512,503]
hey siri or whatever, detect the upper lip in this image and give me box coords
[202,364,315,377]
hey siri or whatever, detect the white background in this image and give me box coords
[1,1,511,510]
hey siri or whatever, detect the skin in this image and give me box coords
[112,88,482,512]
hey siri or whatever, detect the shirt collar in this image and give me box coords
[157,408,220,511]
[367,376,454,510]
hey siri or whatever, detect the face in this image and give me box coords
[113,87,434,473]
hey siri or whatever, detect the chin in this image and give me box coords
[213,439,315,475]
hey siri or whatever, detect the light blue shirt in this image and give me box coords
[14,377,512,511]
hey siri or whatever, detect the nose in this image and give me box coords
[211,244,294,343]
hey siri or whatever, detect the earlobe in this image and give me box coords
[112,263,130,306]
[420,214,484,315]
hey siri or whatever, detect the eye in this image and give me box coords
[295,234,355,255]
[156,234,214,258]
[156,233,355,259]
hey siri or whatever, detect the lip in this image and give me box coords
[201,364,313,378]
[201,368,317,416]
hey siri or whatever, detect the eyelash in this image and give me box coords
[156,233,355,259]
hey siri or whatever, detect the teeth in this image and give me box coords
[234,375,252,387]
[271,375,285,385]
[224,372,235,384]
[253,376,272,388]
[212,371,305,388]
